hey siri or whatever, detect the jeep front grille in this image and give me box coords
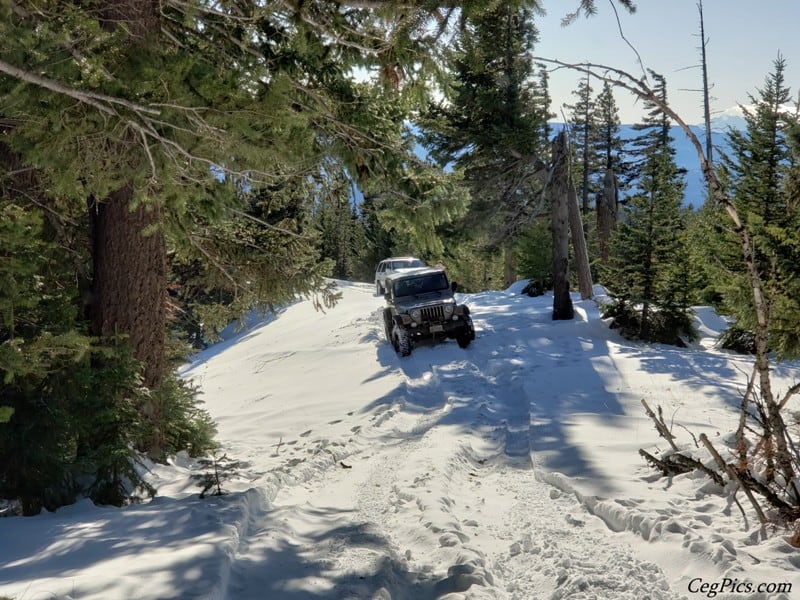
[420,305,445,323]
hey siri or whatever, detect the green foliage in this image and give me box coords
[602,298,695,347]
[137,374,218,463]
[700,57,800,357]
[0,335,151,514]
[193,452,240,498]
[167,173,340,347]
[435,238,505,293]
[416,2,552,284]
[355,195,397,282]
[601,72,695,345]
[0,185,215,513]
[516,220,553,289]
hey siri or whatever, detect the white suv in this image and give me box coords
[375,256,426,294]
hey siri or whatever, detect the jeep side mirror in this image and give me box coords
[451,281,459,293]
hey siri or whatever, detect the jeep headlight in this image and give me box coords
[410,309,421,322]
[443,304,454,316]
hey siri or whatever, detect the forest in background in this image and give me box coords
[0,0,798,534]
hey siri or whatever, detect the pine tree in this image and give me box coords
[564,74,598,215]
[704,57,800,357]
[593,82,626,267]
[594,82,628,179]
[603,72,694,345]
[312,167,366,281]
[417,1,550,287]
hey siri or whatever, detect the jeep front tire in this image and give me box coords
[392,324,412,357]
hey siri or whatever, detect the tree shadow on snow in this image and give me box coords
[0,492,457,600]
[363,293,633,496]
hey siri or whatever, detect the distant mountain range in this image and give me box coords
[665,107,745,206]
[595,108,748,207]
[627,104,796,206]
[661,124,725,207]
[408,109,751,208]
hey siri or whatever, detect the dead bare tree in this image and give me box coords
[697,0,714,166]
[550,131,575,320]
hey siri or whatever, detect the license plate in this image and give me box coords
[429,324,444,333]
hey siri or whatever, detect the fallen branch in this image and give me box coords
[700,433,768,525]
[641,399,678,451]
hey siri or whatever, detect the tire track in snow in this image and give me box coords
[214,284,685,599]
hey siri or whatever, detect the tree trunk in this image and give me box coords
[503,245,517,288]
[88,0,167,396]
[551,132,574,320]
[567,170,593,300]
[89,186,167,390]
[597,168,618,264]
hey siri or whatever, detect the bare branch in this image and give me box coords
[778,381,800,410]
[0,59,160,117]
[604,0,648,83]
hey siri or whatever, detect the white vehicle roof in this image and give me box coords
[385,267,443,281]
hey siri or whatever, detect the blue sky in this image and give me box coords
[534,1,800,124]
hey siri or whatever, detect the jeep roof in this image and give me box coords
[385,267,444,282]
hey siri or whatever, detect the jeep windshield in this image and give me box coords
[392,259,425,269]
[394,273,449,297]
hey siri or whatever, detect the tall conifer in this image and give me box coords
[603,72,693,344]
[704,57,800,357]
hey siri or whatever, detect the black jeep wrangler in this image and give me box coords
[381,268,475,357]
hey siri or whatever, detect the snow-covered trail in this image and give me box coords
[1,281,796,600]
[187,282,683,599]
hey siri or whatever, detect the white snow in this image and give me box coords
[1,280,798,600]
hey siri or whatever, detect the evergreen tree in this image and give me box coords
[418,1,550,282]
[564,74,598,215]
[603,72,694,345]
[358,194,397,280]
[312,166,366,281]
[592,82,626,268]
[594,82,627,179]
[703,57,800,357]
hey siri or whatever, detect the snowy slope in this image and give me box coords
[0,281,797,600]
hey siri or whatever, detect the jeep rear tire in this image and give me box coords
[382,308,394,342]
[392,325,412,357]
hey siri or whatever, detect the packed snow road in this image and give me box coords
[1,281,796,600]
[187,281,686,599]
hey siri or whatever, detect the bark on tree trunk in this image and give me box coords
[551,132,574,320]
[503,245,517,288]
[89,185,167,390]
[597,168,618,265]
[567,171,593,300]
[86,0,167,396]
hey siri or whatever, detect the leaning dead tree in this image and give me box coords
[549,131,593,321]
[534,56,800,531]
